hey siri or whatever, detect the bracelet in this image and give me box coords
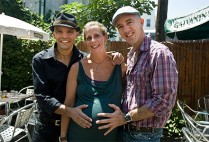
[59,136,67,142]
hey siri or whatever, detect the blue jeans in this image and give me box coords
[118,127,163,142]
[32,120,60,142]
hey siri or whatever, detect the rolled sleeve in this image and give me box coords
[145,48,178,116]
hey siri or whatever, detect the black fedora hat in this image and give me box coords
[50,12,80,32]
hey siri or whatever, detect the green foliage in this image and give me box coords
[0,0,156,91]
[0,0,51,91]
[61,0,156,39]
[164,106,185,136]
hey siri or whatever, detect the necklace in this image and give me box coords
[90,55,108,72]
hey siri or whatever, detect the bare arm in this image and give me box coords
[60,63,92,138]
[121,63,127,79]
[60,63,78,138]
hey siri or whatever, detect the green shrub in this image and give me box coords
[0,0,51,91]
[164,106,185,136]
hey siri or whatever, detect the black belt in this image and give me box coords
[38,115,61,126]
[123,124,155,132]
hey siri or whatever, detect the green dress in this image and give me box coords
[68,62,122,142]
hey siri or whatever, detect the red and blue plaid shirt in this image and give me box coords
[123,36,178,128]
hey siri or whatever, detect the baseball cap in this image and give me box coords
[50,12,80,32]
[112,6,141,26]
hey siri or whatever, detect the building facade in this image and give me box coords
[23,0,89,16]
[24,0,155,40]
[142,9,156,39]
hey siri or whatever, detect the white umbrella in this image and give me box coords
[0,13,49,90]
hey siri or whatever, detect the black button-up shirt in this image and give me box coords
[32,43,84,119]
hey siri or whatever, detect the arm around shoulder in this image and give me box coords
[121,63,127,79]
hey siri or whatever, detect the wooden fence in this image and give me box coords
[77,40,209,109]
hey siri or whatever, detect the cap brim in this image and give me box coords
[112,12,140,26]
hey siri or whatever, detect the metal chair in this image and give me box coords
[0,102,35,142]
[177,100,209,142]
[198,95,209,113]
[181,127,197,142]
[27,100,38,126]
[17,85,35,106]
[8,86,34,112]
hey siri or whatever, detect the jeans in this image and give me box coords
[32,120,60,142]
[118,127,163,142]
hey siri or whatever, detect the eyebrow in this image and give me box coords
[116,18,132,28]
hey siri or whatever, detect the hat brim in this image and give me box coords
[50,24,80,32]
[112,12,140,26]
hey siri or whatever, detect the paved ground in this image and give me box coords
[17,128,182,142]
[18,136,182,142]
[161,135,182,142]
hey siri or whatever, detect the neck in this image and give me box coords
[57,48,72,57]
[90,54,108,64]
[89,54,108,72]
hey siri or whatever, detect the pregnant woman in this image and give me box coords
[60,21,126,142]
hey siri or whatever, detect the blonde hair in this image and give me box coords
[83,21,108,40]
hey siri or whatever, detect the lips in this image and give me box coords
[91,44,100,49]
[126,32,133,38]
[61,40,69,43]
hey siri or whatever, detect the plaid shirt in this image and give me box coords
[122,36,178,128]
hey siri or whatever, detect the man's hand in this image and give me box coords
[68,105,92,128]
[108,51,124,65]
[96,104,126,136]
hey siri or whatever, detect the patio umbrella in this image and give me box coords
[164,6,209,40]
[0,13,49,90]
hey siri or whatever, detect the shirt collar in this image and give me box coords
[139,35,152,52]
[128,35,152,57]
[42,43,56,59]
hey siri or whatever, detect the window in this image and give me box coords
[146,19,151,27]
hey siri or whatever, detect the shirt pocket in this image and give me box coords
[130,67,146,89]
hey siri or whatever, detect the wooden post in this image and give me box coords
[155,0,168,42]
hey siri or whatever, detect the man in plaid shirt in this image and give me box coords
[96,6,178,142]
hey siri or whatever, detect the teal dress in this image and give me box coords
[68,62,122,142]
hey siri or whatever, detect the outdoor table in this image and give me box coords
[0,101,8,123]
[0,94,33,115]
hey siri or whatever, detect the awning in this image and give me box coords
[164,6,209,40]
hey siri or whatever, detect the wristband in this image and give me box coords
[59,136,67,142]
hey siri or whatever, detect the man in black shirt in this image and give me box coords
[32,12,123,142]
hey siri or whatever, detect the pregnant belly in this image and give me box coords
[75,99,115,122]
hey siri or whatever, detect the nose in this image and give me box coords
[123,25,130,33]
[62,32,68,38]
[62,33,67,38]
[91,37,97,42]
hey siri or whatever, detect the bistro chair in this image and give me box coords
[8,86,34,112]
[0,102,35,142]
[181,127,196,142]
[198,95,209,113]
[177,100,209,142]
[198,95,209,121]
[27,100,38,126]
[17,85,35,106]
